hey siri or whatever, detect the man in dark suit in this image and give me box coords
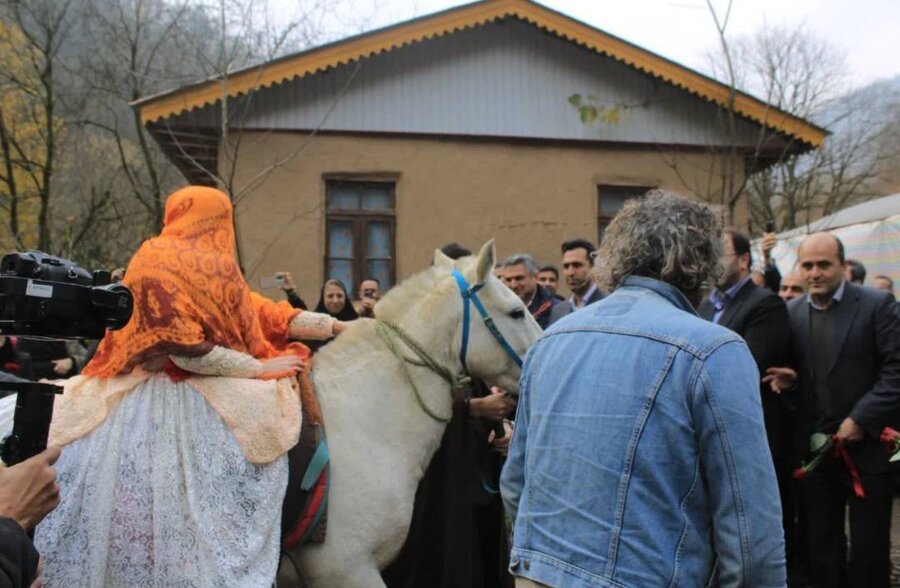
[561,238,604,311]
[698,230,795,568]
[765,232,900,588]
[500,254,570,329]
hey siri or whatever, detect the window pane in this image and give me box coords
[366,222,391,259]
[598,192,630,215]
[361,185,392,212]
[598,219,612,244]
[366,260,392,289]
[328,260,354,294]
[328,221,354,258]
[327,184,359,211]
[597,185,651,214]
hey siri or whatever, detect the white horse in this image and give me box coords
[287,240,542,587]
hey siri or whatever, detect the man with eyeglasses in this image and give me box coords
[698,229,796,575]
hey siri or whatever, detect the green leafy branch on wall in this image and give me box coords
[567,94,649,125]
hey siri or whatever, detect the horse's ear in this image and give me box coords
[474,239,496,283]
[433,248,455,270]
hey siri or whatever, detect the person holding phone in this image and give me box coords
[761,220,782,293]
[356,278,382,318]
[275,271,308,310]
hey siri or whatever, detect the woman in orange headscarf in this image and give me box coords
[30,186,346,587]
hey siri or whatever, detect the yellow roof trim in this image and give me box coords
[138,0,825,148]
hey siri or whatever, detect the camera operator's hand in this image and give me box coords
[51,357,73,376]
[0,446,61,530]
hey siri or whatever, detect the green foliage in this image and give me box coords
[568,93,648,127]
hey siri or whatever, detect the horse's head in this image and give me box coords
[432,240,542,392]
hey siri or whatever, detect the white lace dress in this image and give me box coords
[34,372,287,588]
[1,313,337,588]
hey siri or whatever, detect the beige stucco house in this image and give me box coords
[135,0,825,302]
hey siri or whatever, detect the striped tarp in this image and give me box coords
[762,215,900,285]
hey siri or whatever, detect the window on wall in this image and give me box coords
[325,180,395,295]
[597,184,654,243]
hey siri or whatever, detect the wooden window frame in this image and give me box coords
[325,180,396,292]
[597,184,655,244]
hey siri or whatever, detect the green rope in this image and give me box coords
[375,320,471,424]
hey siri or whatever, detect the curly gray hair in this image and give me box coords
[595,190,723,296]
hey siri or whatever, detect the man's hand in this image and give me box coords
[761,232,777,264]
[276,272,295,292]
[259,355,305,376]
[488,420,514,456]
[762,366,797,394]
[0,446,61,530]
[51,357,73,376]
[836,417,864,444]
[469,387,517,420]
[358,297,376,317]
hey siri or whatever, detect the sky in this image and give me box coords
[321,0,900,91]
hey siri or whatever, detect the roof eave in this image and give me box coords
[133,0,827,148]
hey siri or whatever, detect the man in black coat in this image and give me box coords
[500,254,569,330]
[765,233,900,588]
[698,230,795,568]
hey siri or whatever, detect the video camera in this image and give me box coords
[0,250,133,466]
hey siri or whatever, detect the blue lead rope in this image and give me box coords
[451,270,523,371]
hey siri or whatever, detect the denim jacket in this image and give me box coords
[501,276,785,587]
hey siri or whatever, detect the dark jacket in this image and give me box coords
[787,282,900,473]
[763,261,782,293]
[566,284,605,313]
[0,517,38,588]
[284,289,308,310]
[698,279,793,459]
[528,286,570,330]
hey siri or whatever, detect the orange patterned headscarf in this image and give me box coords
[83,186,309,378]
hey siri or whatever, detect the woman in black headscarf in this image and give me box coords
[306,279,358,351]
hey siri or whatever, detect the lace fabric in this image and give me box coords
[289,311,335,340]
[34,373,287,587]
[170,345,262,377]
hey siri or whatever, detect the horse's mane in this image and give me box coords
[373,255,473,322]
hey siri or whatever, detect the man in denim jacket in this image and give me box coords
[501,191,786,588]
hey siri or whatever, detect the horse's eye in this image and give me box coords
[509,309,526,320]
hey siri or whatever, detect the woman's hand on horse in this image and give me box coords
[332,321,348,335]
[469,388,517,420]
[260,355,306,376]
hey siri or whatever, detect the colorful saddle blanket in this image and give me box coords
[281,403,329,550]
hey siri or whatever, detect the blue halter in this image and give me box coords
[451,269,524,372]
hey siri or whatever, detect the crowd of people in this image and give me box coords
[1,184,899,587]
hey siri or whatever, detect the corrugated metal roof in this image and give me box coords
[133,0,827,148]
[183,20,765,147]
